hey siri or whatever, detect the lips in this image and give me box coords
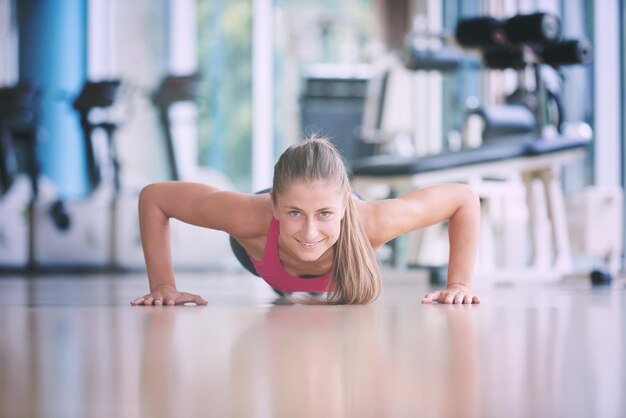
[296,239,324,248]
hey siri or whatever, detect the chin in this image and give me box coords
[294,249,324,262]
[292,241,328,261]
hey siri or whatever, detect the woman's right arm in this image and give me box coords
[131,182,267,306]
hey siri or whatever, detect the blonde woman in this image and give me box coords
[131,138,481,306]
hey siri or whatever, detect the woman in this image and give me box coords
[131,138,481,306]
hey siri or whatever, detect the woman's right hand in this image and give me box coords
[130,284,208,306]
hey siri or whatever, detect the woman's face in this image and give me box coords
[272,180,346,262]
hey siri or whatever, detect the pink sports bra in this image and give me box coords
[248,217,332,292]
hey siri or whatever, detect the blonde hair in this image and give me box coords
[272,137,381,304]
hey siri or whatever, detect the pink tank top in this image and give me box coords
[248,217,332,292]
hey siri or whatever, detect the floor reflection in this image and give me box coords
[228,304,481,418]
[0,278,624,418]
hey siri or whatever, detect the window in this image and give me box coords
[273,0,374,151]
[197,0,253,191]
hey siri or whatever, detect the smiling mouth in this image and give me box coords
[296,239,324,248]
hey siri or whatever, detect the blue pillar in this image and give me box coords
[18,0,87,198]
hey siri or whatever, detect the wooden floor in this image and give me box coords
[0,270,625,418]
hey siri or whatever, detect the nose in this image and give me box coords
[302,217,319,241]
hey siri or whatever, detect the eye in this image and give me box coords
[319,211,332,218]
[288,210,300,217]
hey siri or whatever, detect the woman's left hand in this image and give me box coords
[421,283,480,304]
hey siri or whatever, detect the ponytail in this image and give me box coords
[326,191,381,304]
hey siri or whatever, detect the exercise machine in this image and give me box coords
[33,80,124,268]
[350,12,595,282]
[150,74,236,270]
[0,82,40,268]
[455,12,592,142]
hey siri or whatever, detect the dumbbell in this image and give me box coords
[456,16,505,47]
[504,13,561,44]
[590,268,612,286]
[541,39,592,66]
[456,12,561,47]
[483,47,526,70]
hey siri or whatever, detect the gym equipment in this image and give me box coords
[590,269,612,286]
[2,75,236,272]
[33,80,123,268]
[465,105,536,141]
[0,82,41,268]
[35,74,237,272]
[455,12,592,140]
[566,186,623,284]
[455,13,561,48]
[73,80,122,192]
[34,74,236,271]
[541,40,592,66]
[403,35,476,72]
[149,73,236,270]
[151,74,203,181]
[349,12,592,281]
[300,65,376,161]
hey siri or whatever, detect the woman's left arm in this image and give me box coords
[362,183,481,304]
[419,184,481,304]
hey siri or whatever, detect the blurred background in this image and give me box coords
[0,0,624,284]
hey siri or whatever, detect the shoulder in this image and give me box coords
[216,191,275,239]
[227,192,274,259]
[354,184,477,248]
[152,182,274,238]
[141,181,274,241]
[354,197,412,249]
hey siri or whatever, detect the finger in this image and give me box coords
[175,294,208,306]
[192,295,208,305]
[444,293,455,304]
[174,294,196,305]
[165,299,176,306]
[454,293,465,304]
[143,297,154,305]
[472,295,481,304]
[130,297,145,306]
[421,291,440,304]
[464,295,473,304]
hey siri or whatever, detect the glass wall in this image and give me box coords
[621,0,626,262]
[195,0,375,191]
[196,0,253,191]
[112,0,169,185]
[191,0,596,192]
[272,0,375,156]
[0,0,18,85]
